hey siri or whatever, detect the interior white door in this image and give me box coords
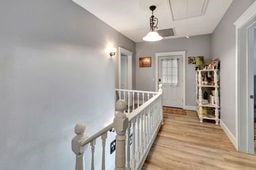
[120,54,128,89]
[158,55,183,108]
[118,48,132,90]
[248,26,256,153]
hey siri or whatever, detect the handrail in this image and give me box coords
[116,88,157,94]
[127,92,162,121]
[80,123,113,147]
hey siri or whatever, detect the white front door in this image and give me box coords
[158,54,184,108]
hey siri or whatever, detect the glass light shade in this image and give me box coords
[105,43,116,57]
[143,31,163,42]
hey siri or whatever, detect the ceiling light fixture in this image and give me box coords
[143,5,163,42]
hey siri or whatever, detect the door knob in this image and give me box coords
[250,95,254,99]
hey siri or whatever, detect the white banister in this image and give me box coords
[114,100,128,170]
[72,85,163,170]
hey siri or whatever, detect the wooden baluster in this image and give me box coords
[137,92,140,108]
[142,93,145,104]
[124,91,127,103]
[144,111,147,149]
[146,109,150,144]
[132,92,135,112]
[72,124,87,170]
[152,103,155,131]
[148,107,152,136]
[90,140,96,170]
[101,133,108,170]
[126,122,131,169]
[131,120,136,169]
[153,103,156,128]
[128,92,131,113]
[144,110,148,145]
[141,113,144,153]
[136,116,140,160]
[118,91,121,100]
[147,93,150,102]
[114,100,128,170]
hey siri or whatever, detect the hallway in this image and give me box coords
[143,108,256,170]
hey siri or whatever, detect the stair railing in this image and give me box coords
[72,85,163,170]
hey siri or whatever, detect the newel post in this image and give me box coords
[72,123,87,170]
[158,84,164,125]
[114,100,128,170]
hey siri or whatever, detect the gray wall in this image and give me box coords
[211,0,255,137]
[0,0,135,170]
[136,35,211,106]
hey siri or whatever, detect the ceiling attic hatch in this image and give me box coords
[169,0,209,21]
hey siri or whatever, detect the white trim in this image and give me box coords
[118,47,133,89]
[184,106,197,111]
[235,1,256,153]
[155,51,186,109]
[234,1,256,28]
[220,120,238,150]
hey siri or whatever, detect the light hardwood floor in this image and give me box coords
[143,108,256,170]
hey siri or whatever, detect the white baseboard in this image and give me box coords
[184,105,197,111]
[220,120,238,149]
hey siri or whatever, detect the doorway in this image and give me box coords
[235,1,256,153]
[118,47,133,89]
[248,23,256,154]
[155,51,186,108]
[254,27,256,153]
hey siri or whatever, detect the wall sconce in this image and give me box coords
[105,43,116,57]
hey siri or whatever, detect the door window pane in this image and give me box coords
[161,58,178,86]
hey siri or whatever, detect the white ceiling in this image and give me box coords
[73,0,233,42]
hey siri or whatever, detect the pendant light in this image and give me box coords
[143,5,163,42]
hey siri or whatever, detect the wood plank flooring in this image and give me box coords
[143,108,256,170]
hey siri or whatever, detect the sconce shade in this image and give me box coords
[105,43,116,57]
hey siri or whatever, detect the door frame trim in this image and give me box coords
[234,1,256,153]
[118,47,133,89]
[155,51,186,109]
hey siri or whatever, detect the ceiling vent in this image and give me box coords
[158,28,175,37]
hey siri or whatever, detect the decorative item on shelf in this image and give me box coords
[201,99,209,105]
[195,56,204,70]
[188,56,196,64]
[203,91,209,100]
[139,57,152,68]
[207,58,220,69]
[209,95,215,105]
[143,5,163,42]
[202,108,208,116]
